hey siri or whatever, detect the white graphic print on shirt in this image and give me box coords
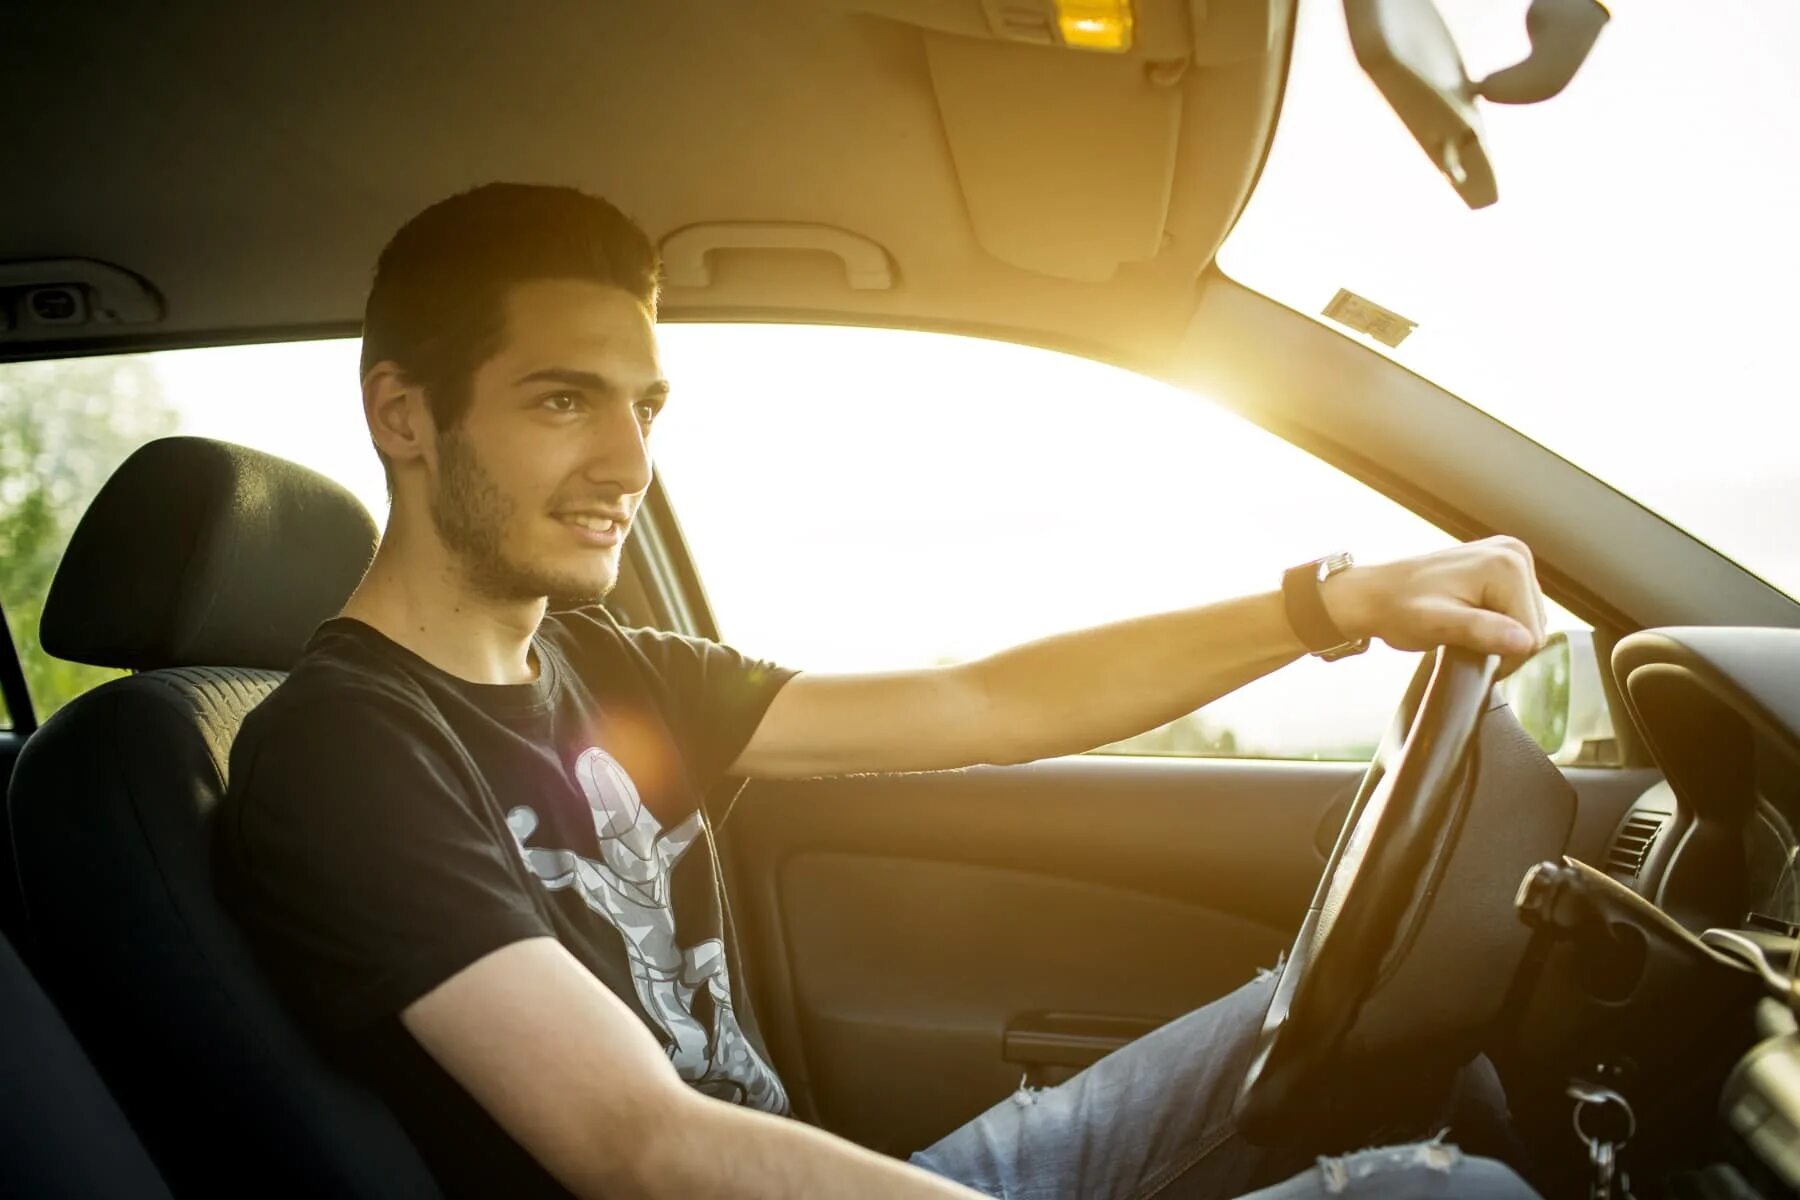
[504,746,787,1112]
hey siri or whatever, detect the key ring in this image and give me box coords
[1570,1083,1636,1148]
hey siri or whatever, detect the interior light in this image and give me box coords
[1053,0,1133,52]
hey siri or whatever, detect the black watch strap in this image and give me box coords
[1282,554,1370,661]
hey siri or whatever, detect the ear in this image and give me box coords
[363,362,434,470]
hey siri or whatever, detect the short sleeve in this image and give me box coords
[560,610,796,790]
[217,695,553,1033]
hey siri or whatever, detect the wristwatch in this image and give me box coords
[1282,552,1371,661]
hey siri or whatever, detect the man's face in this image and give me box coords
[427,279,666,604]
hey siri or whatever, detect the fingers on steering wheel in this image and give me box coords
[1499,536,1550,650]
[1437,601,1533,663]
[1476,544,1544,671]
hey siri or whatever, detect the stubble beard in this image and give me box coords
[429,430,614,606]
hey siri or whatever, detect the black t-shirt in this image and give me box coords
[214,609,797,1197]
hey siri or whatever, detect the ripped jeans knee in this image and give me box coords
[1316,1141,1459,1194]
[1010,1076,1045,1108]
[1271,1140,1537,1200]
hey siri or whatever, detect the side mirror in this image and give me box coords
[1500,629,1618,765]
[1343,0,1610,208]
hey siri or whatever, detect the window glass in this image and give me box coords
[653,324,1587,761]
[0,341,377,718]
[0,327,1588,758]
[0,597,14,729]
[1,357,169,717]
[1220,0,1800,599]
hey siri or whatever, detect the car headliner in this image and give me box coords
[0,0,1292,368]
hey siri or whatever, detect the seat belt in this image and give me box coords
[701,777,817,1119]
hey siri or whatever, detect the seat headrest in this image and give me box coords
[42,437,378,671]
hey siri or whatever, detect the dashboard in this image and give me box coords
[1600,630,1800,931]
[1603,627,1800,1194]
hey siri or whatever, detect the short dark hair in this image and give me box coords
[361,183,660,437]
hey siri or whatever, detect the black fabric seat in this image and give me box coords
[0,927,173,1199]
[6,437,443,1198]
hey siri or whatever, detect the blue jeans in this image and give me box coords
[910,974,1542,1200]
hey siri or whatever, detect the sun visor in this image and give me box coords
[924,30,1182,282]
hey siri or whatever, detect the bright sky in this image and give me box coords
[138,0,1795,756]
[1221,0,1800,600]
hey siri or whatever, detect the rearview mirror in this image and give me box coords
[1343,0,1610,208]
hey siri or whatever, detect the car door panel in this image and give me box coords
[721,756,1355,1153]
[778,851,1291,1152]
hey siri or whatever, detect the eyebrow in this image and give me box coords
[513,367,670,398]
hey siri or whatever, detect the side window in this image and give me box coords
[0,341,380,720]
[0,357,172,719]
[654,324,1588,762]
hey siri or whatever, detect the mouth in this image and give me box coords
[553,509,628,548]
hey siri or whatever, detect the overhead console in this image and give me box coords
[0,259,164,350]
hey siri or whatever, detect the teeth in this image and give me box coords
[565,515,615,532]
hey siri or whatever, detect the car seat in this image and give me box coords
[6,437,442,1197]
[0,926,173,1198]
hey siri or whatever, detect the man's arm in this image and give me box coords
[728,537,1548,779]
[404,938,984,1200]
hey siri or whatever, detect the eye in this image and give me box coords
[540,392,584,414]
[635,399,662,426]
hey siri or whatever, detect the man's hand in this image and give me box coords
[1323,536,1550,671]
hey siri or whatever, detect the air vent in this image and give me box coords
[1605,812,1668,879]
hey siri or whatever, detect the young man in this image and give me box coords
[216,184,1545,1199]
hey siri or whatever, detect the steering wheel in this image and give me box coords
[1236,644,1525,1138]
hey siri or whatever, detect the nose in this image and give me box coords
[580,398,654,497]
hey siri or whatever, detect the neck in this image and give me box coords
[340,513,547,685]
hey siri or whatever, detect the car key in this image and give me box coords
[1586,1133,1620,1200]
[1569,1082,1637,1200]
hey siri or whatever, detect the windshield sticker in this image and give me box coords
[1322,289,1417,348]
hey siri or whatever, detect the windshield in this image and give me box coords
[1220,0,1800,600]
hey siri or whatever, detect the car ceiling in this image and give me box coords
[0,0,1292,367]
